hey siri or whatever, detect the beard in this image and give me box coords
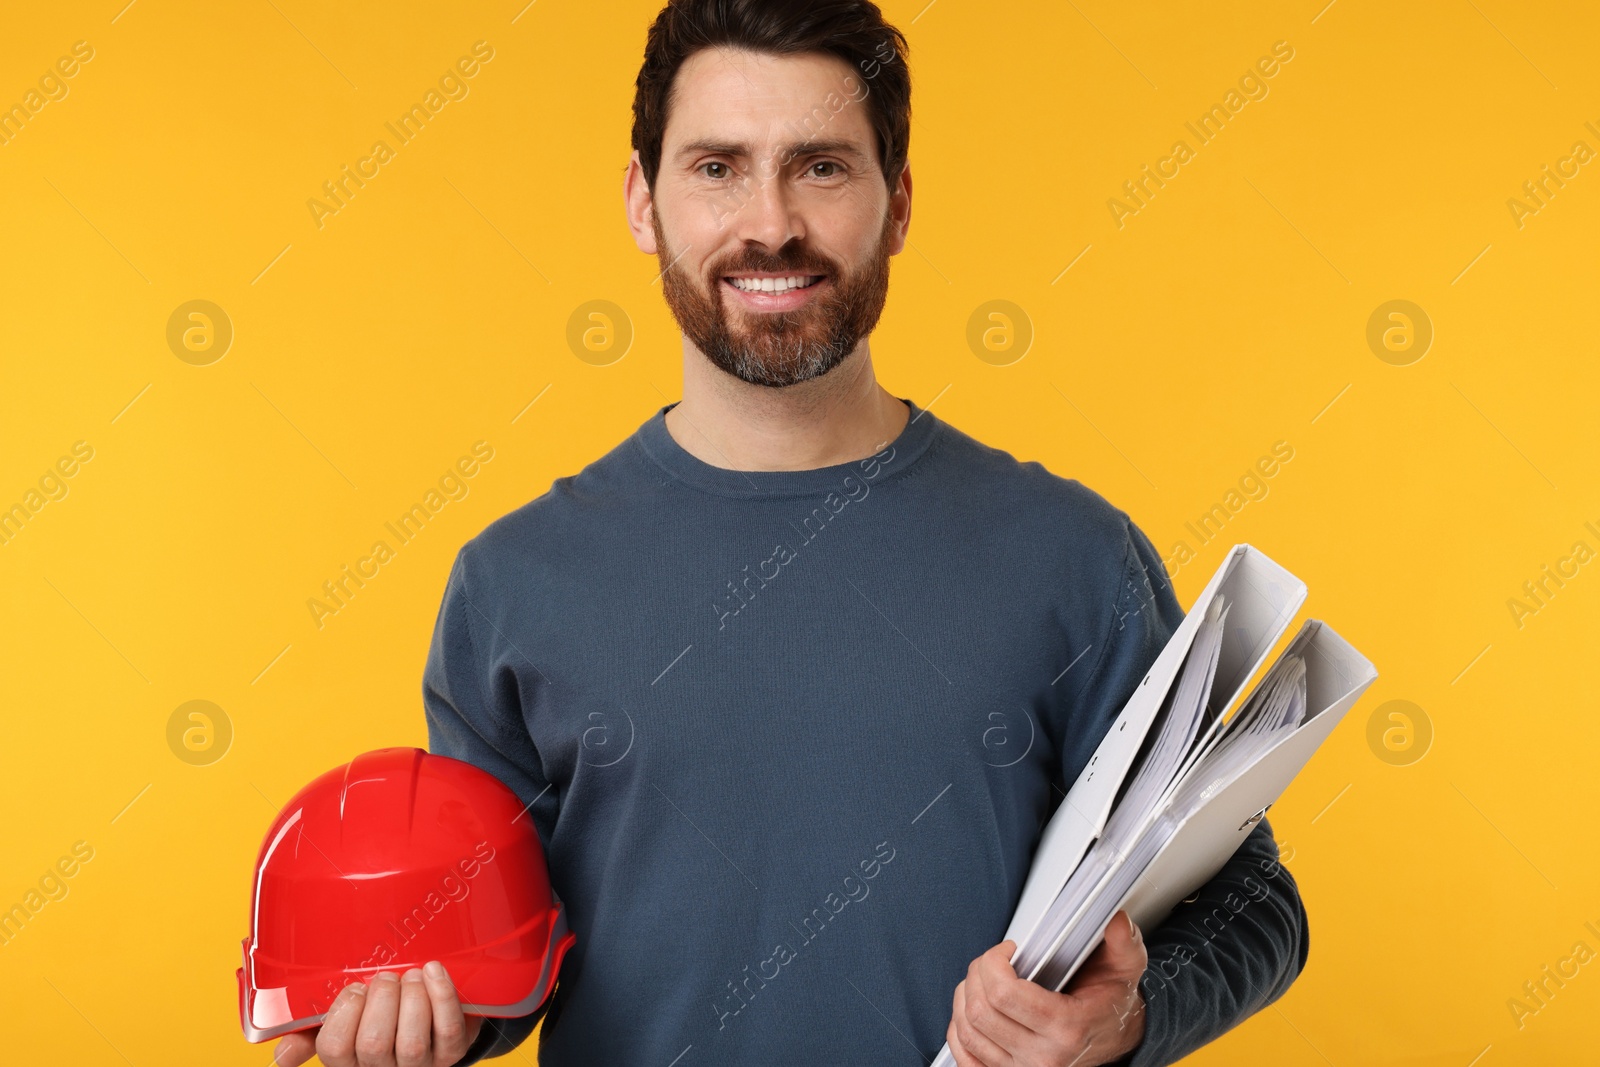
[653,208,893,388]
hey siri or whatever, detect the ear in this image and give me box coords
[886,160,912,257]
[624,149,659,255]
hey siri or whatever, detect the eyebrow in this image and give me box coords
[675,138,870,166]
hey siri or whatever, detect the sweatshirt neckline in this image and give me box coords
[634,397,941,499]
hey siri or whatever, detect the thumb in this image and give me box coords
[1111,910,1144,955]
[1067,910,1146,993]
[1085,909,1142,967]
[270,1032,317,1067]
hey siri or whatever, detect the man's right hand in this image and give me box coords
[271,962,486,1067]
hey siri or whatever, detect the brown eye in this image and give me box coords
[811,161,839,178]
[701,162,730,179]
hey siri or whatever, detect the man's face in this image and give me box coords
[642,47,904,388]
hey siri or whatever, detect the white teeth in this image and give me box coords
[729,275,819,294]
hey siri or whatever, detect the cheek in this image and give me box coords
[833,210,894,270]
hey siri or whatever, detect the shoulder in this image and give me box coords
[930,413,1145,577]
[927,412,1182,631]
[457,429,645,579]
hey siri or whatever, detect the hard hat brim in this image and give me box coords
[238,900,574,1043]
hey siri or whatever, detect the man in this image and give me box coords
[277,2,1309,1065]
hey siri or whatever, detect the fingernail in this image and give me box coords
[403,968,425,983]
[346,981,367,996]
[425,960,446,980]
[375,971,399,983]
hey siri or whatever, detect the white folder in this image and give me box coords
[1032,617,1378,992]
[1114,618,1376,937]
[1002,545,1307,957]
[931,545,1376,1067]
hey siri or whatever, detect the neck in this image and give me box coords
[664,336,909,472]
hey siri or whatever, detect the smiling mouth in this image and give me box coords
[722,274,826,295]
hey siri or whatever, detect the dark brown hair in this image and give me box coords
[631,0,911,191]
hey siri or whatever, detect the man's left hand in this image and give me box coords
[946,909,1148,1067]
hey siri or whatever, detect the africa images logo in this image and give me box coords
[710,840,896,1033]
[309,840,497,1013]
[709,441,899,630]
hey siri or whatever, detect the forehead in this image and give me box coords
[664,46,874,153]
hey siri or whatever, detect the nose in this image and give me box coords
[728,167,804,252]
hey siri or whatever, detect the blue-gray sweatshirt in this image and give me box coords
[424,397,1309,1066]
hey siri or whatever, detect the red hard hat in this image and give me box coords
[237,746,574,1043]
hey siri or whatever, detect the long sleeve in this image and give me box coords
[422,542,557,1064]
[1069,520,1311,1067]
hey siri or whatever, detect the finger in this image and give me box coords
[1071,911,1148,993]
[964,942,1013,994]
[940,985,1004,1067]
[394,969,433,1067]
[1114,911,1148,986]
[314,982,369,1067]
[355,971,402,1067]
[947,981,969,1066]
[421,960,473,1065]
[1109,910,1143,953]
[1068,921,1145,1004]
[953,966,1030,1062]
[973,941,1019,985]
[972,945,1055,1037]
[271,1030,317,1067]
[948,1013,993,1067]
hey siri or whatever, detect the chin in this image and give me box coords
[719,337,854,388]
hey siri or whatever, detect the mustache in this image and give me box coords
[709,249,836,278]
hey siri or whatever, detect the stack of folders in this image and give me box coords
[932,544,1377,1067]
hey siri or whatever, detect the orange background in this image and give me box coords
[1,1,1597,1063]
